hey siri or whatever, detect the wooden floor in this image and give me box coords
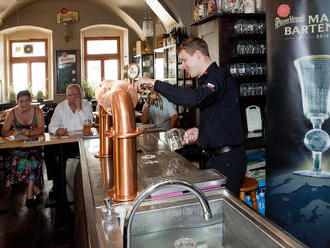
[0,178,74,248]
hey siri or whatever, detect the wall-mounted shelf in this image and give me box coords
[133,53,154,79]
[191,13,266,26]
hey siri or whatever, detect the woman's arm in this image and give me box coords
[1,110,18,137]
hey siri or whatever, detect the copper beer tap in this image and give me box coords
[95,105,113,158]
[96,80,143,201]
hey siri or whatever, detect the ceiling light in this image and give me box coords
[142,19,154,37]
[142,2,154,37]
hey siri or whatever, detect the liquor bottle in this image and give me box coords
[244,0,255,13]
[170,28,176,45]
[176,27,182,45]
[183,27,189,41]
[207,0,217,15]
[255,0,264,13]
[202,0,208,16]
[197,0,206,19]
[193,0,199,20]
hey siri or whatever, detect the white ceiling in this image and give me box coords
[0,0,172,34]
[0,0,146,19]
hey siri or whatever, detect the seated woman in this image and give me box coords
[1,90,45,207]
[140,92,178,130]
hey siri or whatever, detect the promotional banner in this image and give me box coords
[266,1,330,247]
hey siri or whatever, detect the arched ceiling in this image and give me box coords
[0,0,181,38]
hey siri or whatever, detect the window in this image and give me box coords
[146,0,178,30]
[9,39,48,97]
[84,37,121,88]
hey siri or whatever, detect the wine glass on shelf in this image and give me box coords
[294,55,330,178]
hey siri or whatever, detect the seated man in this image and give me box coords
[44,84,93,199]
[140,92,178,130]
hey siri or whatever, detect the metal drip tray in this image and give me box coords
[140,169,226,198]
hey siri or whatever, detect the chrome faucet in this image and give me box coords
[123,180,213,248]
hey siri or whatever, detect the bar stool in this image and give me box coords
[239,177,259,211]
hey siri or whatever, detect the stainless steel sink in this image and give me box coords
[96,189,307,248]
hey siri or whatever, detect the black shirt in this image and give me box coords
[154,62,243,150]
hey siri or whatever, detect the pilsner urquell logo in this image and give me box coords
[274,3,305,30]
[277,4,290,18]
[274,4,330,39]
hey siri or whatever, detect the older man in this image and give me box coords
[45,84,93,200]
[48,84,93,135]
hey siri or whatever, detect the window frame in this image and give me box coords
[9,39,50,98]
[84,37,121,81]
[9,39,49,98]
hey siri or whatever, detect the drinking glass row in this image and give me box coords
[236,40,266,56]
[221,0,265,14]
[230,63,267,77]
[234,20,266,35]
[240,82,267,96]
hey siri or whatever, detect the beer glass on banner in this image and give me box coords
[294,55,330,178]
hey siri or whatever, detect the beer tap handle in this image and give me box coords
[104,197,112,210]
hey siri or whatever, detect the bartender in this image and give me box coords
[135,37,246,196]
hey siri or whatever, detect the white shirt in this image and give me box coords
[48,99,93,134]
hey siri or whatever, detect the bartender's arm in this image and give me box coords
[135,77,221,109]
[183,127,199,145]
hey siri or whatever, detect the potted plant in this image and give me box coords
[8,85,16,104]
[36,90,44,103]
[81,79,95,101]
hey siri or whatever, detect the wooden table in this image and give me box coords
[0,130,98,205]
[0,128,99,149]
[0,133,82,149]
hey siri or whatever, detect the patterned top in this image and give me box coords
[12,106,38,130]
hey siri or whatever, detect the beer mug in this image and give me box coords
[165,128,185,151]
[83,119,92,135]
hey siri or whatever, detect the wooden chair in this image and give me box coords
[240,177,259,211]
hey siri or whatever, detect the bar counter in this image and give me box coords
[75,131,226,248]
[75,130,308,248]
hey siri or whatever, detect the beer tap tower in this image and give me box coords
[96,80,143,201]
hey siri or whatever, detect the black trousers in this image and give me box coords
[204,145,246,196]
[44,142,79,181]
